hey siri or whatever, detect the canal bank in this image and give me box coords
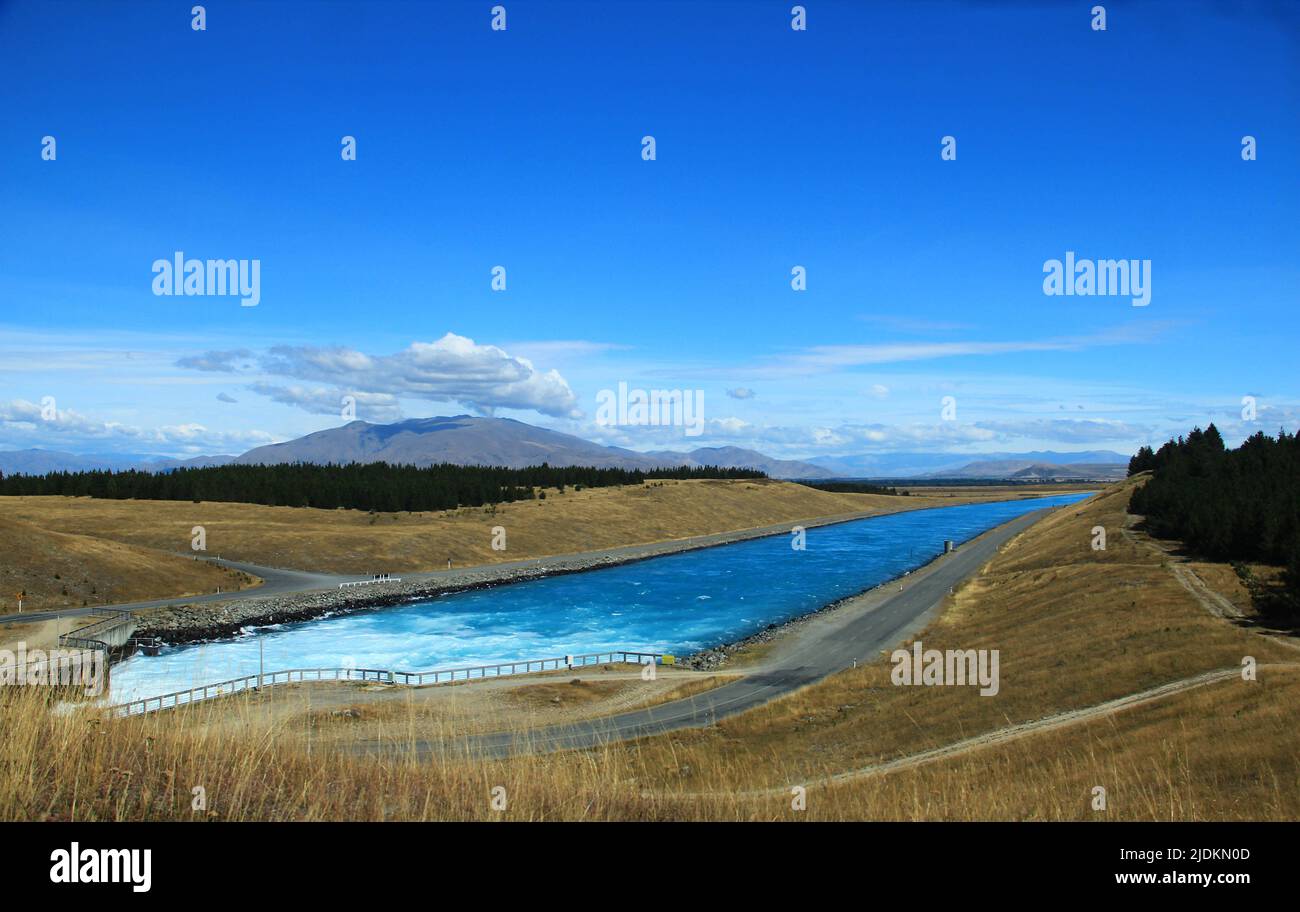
[110,493,1092,703]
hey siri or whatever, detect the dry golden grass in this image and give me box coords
[0,617,80,651]
[0,479,1056,579]
[609,478,1298,797]
[0,515,257,613]
[796,666,1300,821]
[190,667,733,745]
[3,475,1295,821]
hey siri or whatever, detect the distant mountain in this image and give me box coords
[0,449,135,475]
[921,459,1128,482]
[0,425,826,480]
[232,417,833,479]
[135,454,236,471]
[806,453,974,478]
[0,449,236,475]
[807,449,1130,478]
[234,416,681,471]
[648,445,833,479]
[1,427,1129,483]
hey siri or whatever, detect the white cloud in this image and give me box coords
[572,412,1157,458]
[0,398,275,454]
[972,418,1148,443]
[248,383,403,423]
[738,324,1167,378]
[250,333,580,418]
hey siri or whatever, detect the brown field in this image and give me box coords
[601,477,1300,810]
[192,666,734,745]
[0,479,1084,613]
[0,515,258,614]
[3,475,1294,822]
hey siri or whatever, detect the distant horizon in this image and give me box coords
[0,410,1140,467]
[6,408,1286,465]
[0,407,1149,483]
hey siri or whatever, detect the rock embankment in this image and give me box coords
[136,554,636,645]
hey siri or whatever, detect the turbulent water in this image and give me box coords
[108,492,1091,702]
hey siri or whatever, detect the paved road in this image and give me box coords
[0,558,357,625]
[400,507,1054,760]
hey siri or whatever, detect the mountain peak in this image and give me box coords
[230,417,831,477]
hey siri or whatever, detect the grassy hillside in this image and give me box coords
[3,475,1296,821]
[610,476,1300,815]
[0,479,1056,576]
[0,516,257,614]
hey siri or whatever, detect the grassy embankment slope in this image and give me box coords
[0,517,257,616]
[620,474,1300,818]
[0,479,1081,613]
[3,475,1296,821]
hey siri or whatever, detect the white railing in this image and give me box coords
[110,649,668,717]
[338,576,402,589]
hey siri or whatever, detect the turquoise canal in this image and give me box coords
[108,492,1092,702]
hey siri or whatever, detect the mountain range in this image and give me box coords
[0,415,1131,481]
[805,450,1129,477]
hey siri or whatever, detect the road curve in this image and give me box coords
[376,505,1060,761]
[0,558,358,625]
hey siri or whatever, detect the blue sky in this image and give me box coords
[1,0,1297,460]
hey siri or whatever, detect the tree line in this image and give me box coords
[0,461,765,513]
[798,481,909,496]
[1128,425,1300,608]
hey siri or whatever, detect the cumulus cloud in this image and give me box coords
[0,398,275,454]
[247,383,403,423]
[232,333,580,418]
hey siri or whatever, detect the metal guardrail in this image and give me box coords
[338,576,402,589]
[110,649,668,717]
[58,610,134,653]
